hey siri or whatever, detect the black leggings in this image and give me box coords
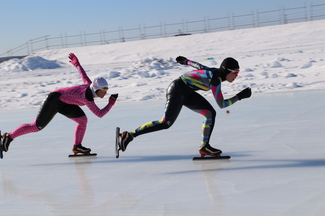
[132,78,216,145]
[35,92,85,130]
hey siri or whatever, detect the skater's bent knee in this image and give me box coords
[36,125,44,130]
[161,119,173,129]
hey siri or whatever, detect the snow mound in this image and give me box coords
[284,73,298,78]
[0,56,63,72]
[286,82,301,88]
[270,60,282,68]
[116,57,179,79]
[301,60,315,69]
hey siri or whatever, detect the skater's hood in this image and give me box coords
[90,77,108,97]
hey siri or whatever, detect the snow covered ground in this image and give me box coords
[0,20,325,215]
[1,19,325,109]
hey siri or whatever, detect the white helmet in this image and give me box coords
[90,77,108,97]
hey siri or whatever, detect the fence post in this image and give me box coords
[59,34,63,49]
[310,3,313,21]
[304,3,308,21]
[29,39,34,54]
[281,7,285,24]
[163,22,166,37]
[203,16,207,33]
[100,30,103,45]
[228,13,232,30]
[138,25,142,40]
[182,19,186,34]
[142,24,146,39]
[256,10,260,27]
[81,31,84,46]
[206,16,210,32]
[45,35,49,50]
[119,27,125,42]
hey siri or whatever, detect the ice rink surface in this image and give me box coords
[1,90,324,216]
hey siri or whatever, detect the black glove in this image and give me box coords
[176,56,188,65]
[109,94,118,102]
[236,87,252,100]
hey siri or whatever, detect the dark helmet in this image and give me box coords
[219,57,239,81]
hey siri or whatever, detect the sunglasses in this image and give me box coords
[100,87,109,93]
[228,68,240,75]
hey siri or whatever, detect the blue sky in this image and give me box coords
[1,0,324,55]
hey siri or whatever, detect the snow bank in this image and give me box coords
[116,57,178,79]
[0,56,63,72]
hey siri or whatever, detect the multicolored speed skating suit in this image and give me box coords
[120,57,242,157]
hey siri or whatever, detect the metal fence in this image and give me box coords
[1,3,324,57]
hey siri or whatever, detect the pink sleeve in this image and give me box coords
[76,65,92,85]
[85,101,114,118]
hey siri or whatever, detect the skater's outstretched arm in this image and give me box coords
[211,83,238,108]
[85,94,118,118]
[69,53,92,85]
[212,85,251,108]
[176,56,209,70]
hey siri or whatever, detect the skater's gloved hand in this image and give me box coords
[109,94,118,105]
[69,53,81,67]
[176,56,188,65]
[236,87,252,100]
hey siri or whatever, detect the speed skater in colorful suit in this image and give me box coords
[1,53,118,157]
[119,56,252,157]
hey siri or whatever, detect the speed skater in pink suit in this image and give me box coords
[1,53,118,156]
[119,56,251,157]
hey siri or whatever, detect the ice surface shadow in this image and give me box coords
[105,151,252,163]
[30,151,253,166]
[167,158,325,175]
[109,151,253,163]
[34,158,325,171]
[30,154,195,166]
[226,158,325,171]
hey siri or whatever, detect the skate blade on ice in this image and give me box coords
[192,155,230,161]
[0,131,3,159]
[115,127,121,158]
[68,153,97,158]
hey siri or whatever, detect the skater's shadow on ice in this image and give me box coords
[227,158,325,171]
[112,154,194,162]
[116,152,253,162]
[167,158,325,174]
[31,154,195,166]
[116,151,254,163]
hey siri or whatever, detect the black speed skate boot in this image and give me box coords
[120,131,134,151]
[2,133,13,152]
[199,143,222,157]
[72,144,91,155]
